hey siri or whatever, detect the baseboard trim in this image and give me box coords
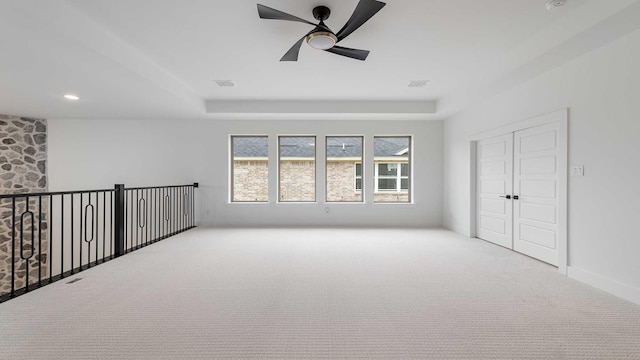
[567,266,640,305]
[443,221,470,238]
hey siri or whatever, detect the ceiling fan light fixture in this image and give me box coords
[306,31,337,50]
[257,1,386,61]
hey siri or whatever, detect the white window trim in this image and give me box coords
[354,163,363,192]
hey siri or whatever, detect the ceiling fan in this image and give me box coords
[257,0,386,62]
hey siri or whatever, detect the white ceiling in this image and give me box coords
[1,0,639,120]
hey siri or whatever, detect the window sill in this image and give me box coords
[229,201,270,205]
[373,192,409,194]
[277,201,318,204]
[325,201,366,205]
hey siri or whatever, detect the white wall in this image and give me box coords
[48,119,197,190]
[443,29,640,303]
[49,119,443,228]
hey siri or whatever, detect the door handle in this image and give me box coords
[499,195,511,199]
[513,195,519,200]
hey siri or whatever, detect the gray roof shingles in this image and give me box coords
[233,137,268,157]
[233,136,408,158]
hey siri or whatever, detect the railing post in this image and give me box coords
[193,183,198,228]
[114,184,126,257]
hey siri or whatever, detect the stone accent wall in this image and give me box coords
[0,115,48,296]
[233,160,268,202]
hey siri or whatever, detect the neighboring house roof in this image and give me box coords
[373,137,409,158]
[279,136,316,158]
[233,137,268,157]
[326,137,364,158]
[233,136,409,158]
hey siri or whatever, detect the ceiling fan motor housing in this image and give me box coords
[312,6,331,21]
[307,6,336,49]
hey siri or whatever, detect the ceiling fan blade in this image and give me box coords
[335,0,386,42]
[280,36,307,62]
[325,46,370,61]
[257,4,319,28]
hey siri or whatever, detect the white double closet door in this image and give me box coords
[477,122,561,266]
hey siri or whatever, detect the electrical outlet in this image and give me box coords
[570,166,584,176]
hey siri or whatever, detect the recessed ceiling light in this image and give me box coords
[408,80,429,88]
[213,80,235,87]
[64,94,80,100]
[546,0,567,10]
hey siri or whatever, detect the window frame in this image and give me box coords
[354,163,362,192]
[373,136,412,203]
[230,135,269,203]
[278,135,317,203]
[325,135,364,203]
[374,162,409,192]
[229,134,413,205]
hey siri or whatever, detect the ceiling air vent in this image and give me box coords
[408,80,429,88]
[213,80,235,87]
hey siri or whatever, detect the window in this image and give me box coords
[231,135,411,204]
[279,136,316,202]
[375,163,409,192]
[326,136,363,202]
[373,136,411,203]
[231,136,268,202]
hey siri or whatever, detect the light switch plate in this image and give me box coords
[570,165,584,176]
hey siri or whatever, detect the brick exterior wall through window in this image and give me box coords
[233,160,409,203]
[373,192,409,203]
[326,161,361,202]
[279,160,316,202]
[233,160,268,202]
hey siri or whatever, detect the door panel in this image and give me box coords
[513,123,560,265]
[476,134,513,249]
[519,131,557,153]
[481,180,506,194]
[519,224,557,249]
[481,198,506,214]
[482,160,506,175]
[520,156,556,174]
[520,180,557,198]
[519,203,556,224]
[480,216,506,234]
[481,141,507,157]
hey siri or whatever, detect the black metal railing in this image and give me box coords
[0,183,198,303]
[123,185,196,253]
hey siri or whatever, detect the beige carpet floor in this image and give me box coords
[1,228,639,359]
